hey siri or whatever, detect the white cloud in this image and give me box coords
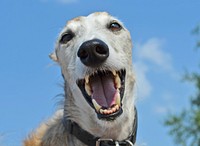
[134,61,152,99]
[136,38,173,71]
[154,106,168,114]
[153,103,177,115]
[153,92,181,115]
[133,38,177,99]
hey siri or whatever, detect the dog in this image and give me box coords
[24,12,137,146]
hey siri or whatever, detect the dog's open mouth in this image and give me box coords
[77,69,126,120]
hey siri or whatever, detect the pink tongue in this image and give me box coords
[90,74,116,108]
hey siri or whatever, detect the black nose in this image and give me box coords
[77,39,109,67]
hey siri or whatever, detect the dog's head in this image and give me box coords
[51,12,135,121]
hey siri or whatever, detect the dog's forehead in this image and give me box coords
[87,12,112,22]
[64,12,115,31]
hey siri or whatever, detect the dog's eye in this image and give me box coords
[60,33,74,44]
[109,22,122,31]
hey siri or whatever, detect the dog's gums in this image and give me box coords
[77,69,126,120]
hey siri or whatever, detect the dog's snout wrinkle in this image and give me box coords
[77,39,109,67]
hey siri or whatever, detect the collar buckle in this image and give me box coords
[125,140,134,146]
[96,138,115,146]
[96,138,134,146]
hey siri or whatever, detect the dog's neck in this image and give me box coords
[63,80,136,141]
[62,107,137,146]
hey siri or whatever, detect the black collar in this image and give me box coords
[62,107,138,146]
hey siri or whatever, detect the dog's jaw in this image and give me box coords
[76,69,126,121]
[63,73,136,141]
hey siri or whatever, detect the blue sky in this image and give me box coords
[0,0,200,146]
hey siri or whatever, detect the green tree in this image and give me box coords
[164,24,200,146]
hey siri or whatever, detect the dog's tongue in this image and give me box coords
[90,74,116,108]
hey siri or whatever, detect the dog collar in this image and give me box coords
[62,107,138,146]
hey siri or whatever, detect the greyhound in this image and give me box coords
[24,12,137,146]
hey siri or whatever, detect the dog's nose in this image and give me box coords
[77,39,109,67]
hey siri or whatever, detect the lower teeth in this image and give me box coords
[99,104,119,115]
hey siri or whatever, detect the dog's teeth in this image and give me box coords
[111,107,116,113]
[98,105,120,115]
[85,75,89,84]
[115,74,121,89]
[92,99,102,111]
[112,70,117,76]
[85,83,92,96]
[116,90,121,106]
[104,109,109,114]
[108,110,112,114]
[100,109,104,114]
[115,105,119,110]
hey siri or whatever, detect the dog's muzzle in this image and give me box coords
[77,69,126,120]
[77,39,126,120]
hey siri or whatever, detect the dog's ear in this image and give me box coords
[49,52,58,62]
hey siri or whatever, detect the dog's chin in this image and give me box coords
[76,69,126,121]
